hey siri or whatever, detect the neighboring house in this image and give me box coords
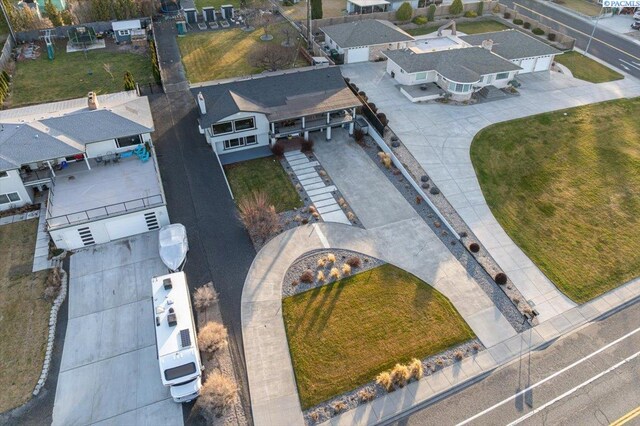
[112,19,143,43]
[346,0,390,14]
[17,0,41,19]
[192,67,361,165]
[0,91,169,250]
[459,30,561,74]
[321,19,414,63]
[384,47,522,101]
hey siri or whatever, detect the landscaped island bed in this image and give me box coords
[283,263,475,408]
[224,156,302,213]
[0,220,50,411]
[406,19,509,36]
[471,98,640,304]
[554,51,624,83]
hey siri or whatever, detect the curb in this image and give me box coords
[32,255,67,397]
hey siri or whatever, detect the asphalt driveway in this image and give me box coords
[52,232,182,426]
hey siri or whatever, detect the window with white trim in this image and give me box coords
[118,29,131,36]
[496,72,510,80]
[415,72,427,81]
[234,117,255,132]
[212,121,233,135]
[0,192,20,204]
[447,82,472,93]
[223,135,258,150]
[116,135,143,147]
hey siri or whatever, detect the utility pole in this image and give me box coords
[0,0,16,45]
[585,6,603,54]
[307,0,312,50]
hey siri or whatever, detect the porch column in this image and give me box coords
[326,113,330,124]
[352,107,357,118]
[270,137,276,145]
[83,154,91,170]
[349,121,354,135]
[326,126,332,141]
[304,130,309,140]
[270,122,275,133]
[301,116,305,128]
[46,160,56,177]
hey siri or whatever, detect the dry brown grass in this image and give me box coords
[327,253,336,264]
[329,267,340,280]
[317,271,326,282]
[376,371,393,392]
[198,371,238,421]
[0,220,50,412]
[193,282,218,311]
[377,152,392,169]
[408,358,424,380]
[341,264,351,276]
[391,363,411,388]
[332,401,347,413]
[282,0,346,19]
[198,321,228,354]
[238,191,281,243]
[317,257,327,268]
[358,387,376,402]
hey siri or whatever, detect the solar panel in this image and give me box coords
[180,329,191,348]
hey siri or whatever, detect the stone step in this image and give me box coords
[299,176,323,186]
[321,209,351,225]
[317,204,342,215]
[312,198,337,208]
[296,171,319,181]
[304,182,328,191]
[310,192,334,203]
[307,185,337,197]
[291,161,319,172]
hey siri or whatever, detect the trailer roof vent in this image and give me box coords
[167,307,177,327]
[163,278,172,290]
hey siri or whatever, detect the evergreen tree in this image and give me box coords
[44,0,64,27]
[311,0,322,19]
[123,71,136,91]
[449,0,463,15]
[395,2,412,21]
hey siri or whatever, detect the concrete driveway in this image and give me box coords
[52,232,183,426]
[341,62,640,320]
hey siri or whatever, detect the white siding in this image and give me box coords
[390,0,418,10]
[346,47,370,63]
[519,58,536,73]
[386,59,413,85]
[85,133,151,158]
[204,112,270,156]
[0,169,32,211]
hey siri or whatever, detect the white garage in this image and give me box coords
[346,47,370,63]
[534,55,553,72]
[517,58,537,73]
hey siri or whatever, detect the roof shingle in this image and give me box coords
[320,19,414,49]
[460,30,561,60]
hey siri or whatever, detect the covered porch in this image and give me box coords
[270,108,357,142]
[347,0,389,13]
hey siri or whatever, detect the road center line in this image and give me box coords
[611,404,640,426]
[512,2,640,62]
[457,324,640,425]
[507,349,640,425]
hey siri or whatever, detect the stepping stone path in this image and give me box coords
[284,151,351,225]
[33,204,53,272]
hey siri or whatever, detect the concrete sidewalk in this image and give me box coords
[341,62,640,321]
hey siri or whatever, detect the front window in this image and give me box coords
[116,135,143,147]
[212,121,233,135]
[164,362,196,381]
[223,135,258,150]
[118,30,131,36]
[0,192,20,204]
[415,72,427,81]
[496,72,510,80]
[447,82,472,93]
[234,117,255,131]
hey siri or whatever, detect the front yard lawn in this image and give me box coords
[406,19,509,36]
[195,0,240,10]
[224,156,303,212]
[0,220,51,412]
[178,22,307,82]
[282,0,346,19]
[283,264,475,409]
[471,98,640,304]
[554,51,623,83]
[556,0,602,16]
[10,41,155,107]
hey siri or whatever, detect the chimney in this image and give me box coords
[197,92,206,115]
[87,91,99,110]
[481,39,494,52]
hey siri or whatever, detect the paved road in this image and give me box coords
[389,298,640,425]
[500,0,640,78]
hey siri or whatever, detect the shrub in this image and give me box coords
[495,272,508,285]
[391,363,411,387]
[329,267,340,279]
[377,112,389,126]
[358,387,376,402]
[368,102,377,113]
[427,3,436,21]
[378,152,392,169]
[317,257,327,268]
[523,21,531,29]
[238,191,280,243]
[548,33,556,41]
[408,358,424,380]
[309,205,317,214]
[317,270,326,282]
[301,139,314,153]
[341,263,351,275]
[477,0,483,15]
[532,27,544,35]
[332,401,347,413]
[469,242,480,253]
[198,321,228,354]
[347,211,355,221]
[449,0,463,14]
[300,269,314,283]
[354,128,365,142]
[327,253,336,263]
[376,371,394,391]
[194,282,218,311]
[413,15,428,25]
[346,256,361,268]
[503,11,511,18]
[513,18,523,25]
[271,140,285,156]
[123,71,136,91]
[198,372,238,420]
[464,10,477,18]
[396,2,413,21]
[453,350,464,360]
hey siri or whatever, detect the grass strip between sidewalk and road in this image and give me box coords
[554,51,624,83]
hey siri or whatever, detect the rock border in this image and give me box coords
[33,255,67,396]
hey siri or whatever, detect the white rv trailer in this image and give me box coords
[152,272,202,403]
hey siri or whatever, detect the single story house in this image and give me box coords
[192,67,361,164]
[321,19,414,63]
[384,47,522,101]
[346,0,390,14]
[459,30,561,74]
[112,19,143,43]
[0,91,169,250]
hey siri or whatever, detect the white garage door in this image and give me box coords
[519,58,536,73]
[534,56,552,72]
[105,212,151,241]
[347,47,370,63]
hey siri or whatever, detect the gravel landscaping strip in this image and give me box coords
[359,137,532,333]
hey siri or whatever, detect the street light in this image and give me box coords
[585,6,604,54]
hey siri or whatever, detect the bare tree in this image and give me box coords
[250,44,295,72]
[237,191,280,243]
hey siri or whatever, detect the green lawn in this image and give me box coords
[178,22,307,82]
[11,41,155,107]
[283,264,475,408]
[195,0,240,10]
[406,19,509,36]
[471,98,640,304]
[224,156,302,212]
[554,51,623,83]
[554,0,602,16]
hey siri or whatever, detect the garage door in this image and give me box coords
[534,56,552,72]
[347,47,370,63]
[105,212,153,241]
[519,58,536,73]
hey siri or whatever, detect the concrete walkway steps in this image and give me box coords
[33,204,52,272]
[284,151,350,225]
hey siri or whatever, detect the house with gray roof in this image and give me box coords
[0,91,169,250]
[192,67,361,164]
[321,19,414,63]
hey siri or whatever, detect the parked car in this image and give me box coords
[632,20,640,30]
[634,10,640,19]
